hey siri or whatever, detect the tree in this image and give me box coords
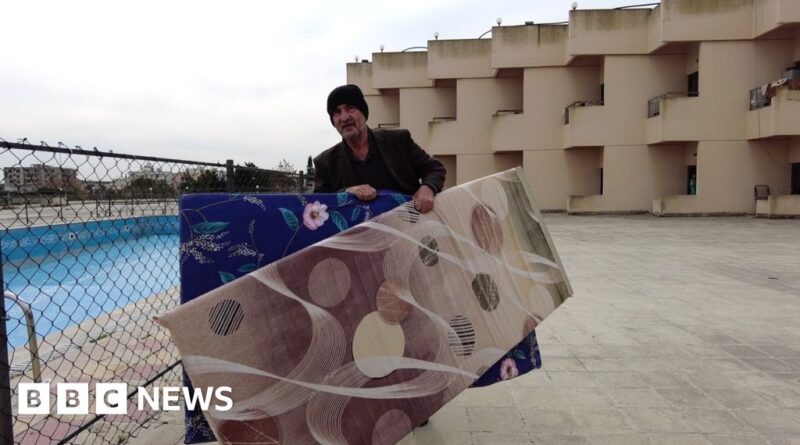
[232,162,300,193]
[181,169,225,193]
[124,177,175,198]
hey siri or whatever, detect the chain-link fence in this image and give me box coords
[0,138,311,444]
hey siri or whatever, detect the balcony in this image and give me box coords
[562,101,604,148]
[646,92,699,144]
[747,79,800,139]
[491,110,525,152]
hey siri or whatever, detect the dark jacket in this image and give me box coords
[313,128,446,195]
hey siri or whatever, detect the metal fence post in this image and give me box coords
[226,160,235,193]
[0,257,14,444]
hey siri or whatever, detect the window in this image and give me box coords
[688,72,699,97]
[687,165,697,195]
[792,163,800,195]
[599,168,604,195]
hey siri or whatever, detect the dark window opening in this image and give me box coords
[600,83,605,104]
[687,165,697,195]
[599,168,604,195]
[688,71,699,97]
[792,163,800,195]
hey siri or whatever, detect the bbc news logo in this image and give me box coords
[18,383,232,415]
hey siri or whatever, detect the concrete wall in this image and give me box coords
[661,0,754,42]
[695,140,790,213]
[795,32,800,62]
[428,39,494,79]
[755,0,800,37]
[430,78,522,155]
[571,145,686,213]
[372,52,433,89]
[755,39,795,85]
[435,155,457,190]
[399,87,455,149]
[492,25,568,68]
[568,9,651,55]
[457,153,522,183]
[364,94,399,128]
[346,62,379,95]
[528,67,600,149]
[791,138,800,162]
[567,54,685,148]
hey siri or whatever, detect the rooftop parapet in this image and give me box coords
[428,39,495,79]
[372,51,433,89]
[346,61,380,96]
[568,9,651,56]
[754,0,800,37]
[491,24,568,68]
[661,0,753,42]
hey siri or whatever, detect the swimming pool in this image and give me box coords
[2,216,179,348]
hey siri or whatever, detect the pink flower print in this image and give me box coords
[302,201,329,230]
[499,358,519,380]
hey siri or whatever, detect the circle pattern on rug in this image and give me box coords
[446,315,476,356]
[470,204,503,254]
[471,273,499,311]
[352,312,406,378]
[372,409,413,445]
[376,278,412,325]
[418,235,440,267]
[208,299,244,336]
[307,258,351,307]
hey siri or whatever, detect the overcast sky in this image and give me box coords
[0,0,645,171]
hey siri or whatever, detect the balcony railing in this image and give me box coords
[647,92,689,118]
[750,79,800,110]
[493,109,522,116]
[564,101,603,125]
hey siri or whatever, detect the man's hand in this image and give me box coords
[346,184,377,201]
[413,185,435,214]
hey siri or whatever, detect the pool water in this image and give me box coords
[4,232,179,349]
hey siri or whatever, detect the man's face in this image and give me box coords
[332,104,367,140]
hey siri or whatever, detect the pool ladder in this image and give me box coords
[4,291,42,383]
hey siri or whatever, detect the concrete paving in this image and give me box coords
[126,215,800,445]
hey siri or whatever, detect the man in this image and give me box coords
[314,84,446,213]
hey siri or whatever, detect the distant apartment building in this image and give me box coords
[3,164,79,193]
[346,0,800,217]
[112,163,183,190]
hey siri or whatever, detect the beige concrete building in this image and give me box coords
[345,0,800,216]
[3,164,79,193]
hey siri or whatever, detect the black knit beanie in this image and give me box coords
[326,84,369,123]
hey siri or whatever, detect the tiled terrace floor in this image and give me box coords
[128,215,800,445]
